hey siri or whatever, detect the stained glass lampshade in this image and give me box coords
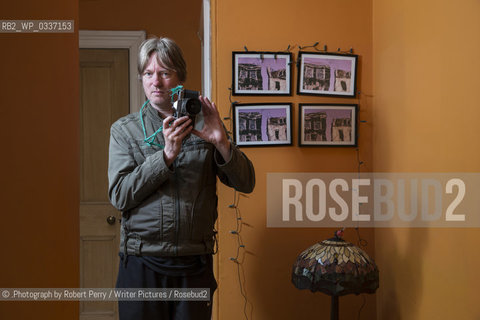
[291,230,379,320]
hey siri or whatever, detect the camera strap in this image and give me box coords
[140,86,185,148]
[170,85,184,103]
[139,100,164,148]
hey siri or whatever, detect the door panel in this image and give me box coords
[79,49,130,320]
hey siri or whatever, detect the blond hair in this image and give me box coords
[138,37,187,82]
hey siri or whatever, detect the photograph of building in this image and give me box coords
[267,67,287,91]
[303,112,327,141]
[266,116,287,141]
[334,69,352,92]
[331,117,352,142]
[238,64,263,90]
[235,54,291,95]
[302,63,331,91]
[238,112,263,141]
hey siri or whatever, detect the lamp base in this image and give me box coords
[331,295,339,320]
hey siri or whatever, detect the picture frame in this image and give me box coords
[232,103,293,147]
[297,51,358,97]
[299,104,358,147]
[232,52,293,95]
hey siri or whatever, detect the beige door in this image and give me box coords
[79,49,130,320]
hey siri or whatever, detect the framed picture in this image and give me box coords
[233,103,293,147]
[299,104,358,147]
[297,52,358,97]
[232,52,293,95]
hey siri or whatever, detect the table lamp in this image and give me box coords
[291,229,379,320]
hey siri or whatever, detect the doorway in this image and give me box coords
[79,31,145,320]
[79,48,129,320]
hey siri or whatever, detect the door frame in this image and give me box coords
[202,0,212,99]
[79,30,146,113]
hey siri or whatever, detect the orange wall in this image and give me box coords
[0,1,80,319]
[79,0,202,91]
[212,0,376,319]
[373,0,480,319]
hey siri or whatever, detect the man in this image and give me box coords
[108,36,255,320]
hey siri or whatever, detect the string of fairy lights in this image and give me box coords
[221,42,371,320]
[222,88,252,319]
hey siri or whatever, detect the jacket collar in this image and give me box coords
[145,101,174,126]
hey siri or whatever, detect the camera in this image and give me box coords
[174,89,202,127]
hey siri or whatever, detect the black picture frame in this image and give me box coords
[297,51,358,98]
[232,103,293,147]
[232,52,293,96]
[298,104,358,147]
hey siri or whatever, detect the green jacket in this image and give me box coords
[108,104,255,256]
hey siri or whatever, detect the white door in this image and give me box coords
[79,49,130,320]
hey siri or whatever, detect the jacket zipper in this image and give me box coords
[173,160,180,256]
[172,140,208,256]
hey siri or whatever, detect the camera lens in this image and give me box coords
[185,99,202,115]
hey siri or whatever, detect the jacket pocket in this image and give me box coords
[190,184,218,241]
[125,192,163,240]
[131,139,162,165]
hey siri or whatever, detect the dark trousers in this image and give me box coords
[116,255,217,320]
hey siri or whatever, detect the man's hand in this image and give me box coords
[192,96,231,162]
[162,116,192,167]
